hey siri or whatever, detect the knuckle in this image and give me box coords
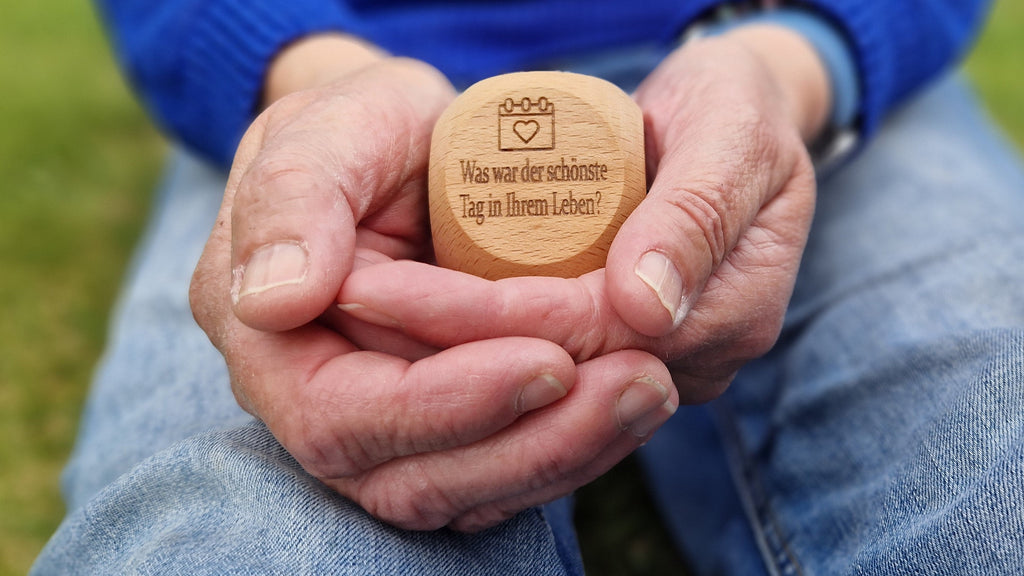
[357,468,459,531]
[296,440,362,481]
[188,264,215,333]
[521,436,581,491]
[280,426,339,479]
[239,153,328,214]
[231,150,347,251]
[413,409,467,453]
[281,375,425,481]
[563,279,611,360]
[188,263,239,357]
[277,404,367,480]
[666,189,728,270]
[368,374,463,457]
[188,220,232,339]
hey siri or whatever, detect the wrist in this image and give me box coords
[723,24,831,144]
[263,33,388,106]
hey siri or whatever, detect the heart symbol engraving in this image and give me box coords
[513,120,540,144]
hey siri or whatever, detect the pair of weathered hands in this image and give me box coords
[190,24,827,532]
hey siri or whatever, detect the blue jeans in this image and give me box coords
[32,73,1024,575]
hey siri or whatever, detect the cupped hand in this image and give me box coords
[337,25,825,404]
[190,36,678,531]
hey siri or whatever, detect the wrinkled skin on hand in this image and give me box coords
[191,53,679,532]
[192,27,822,532]
[338,31,819,406]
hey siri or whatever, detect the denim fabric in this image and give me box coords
[31,153,580,576]
[55,152,247,511]
[640,75,1024,575]
[33,74,1024,574]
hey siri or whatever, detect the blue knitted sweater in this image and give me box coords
[95,0,991,167]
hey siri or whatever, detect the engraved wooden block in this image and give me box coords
[429,71,645,280]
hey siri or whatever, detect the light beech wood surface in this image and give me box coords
[430,71,645,279]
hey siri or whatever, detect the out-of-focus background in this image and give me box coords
[0,1,1020,574]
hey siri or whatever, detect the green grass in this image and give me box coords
[0,0,164,572]
[0,1,1020,575]
[967,1,1024,150]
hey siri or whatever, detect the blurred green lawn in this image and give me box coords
[0,1,1020,574]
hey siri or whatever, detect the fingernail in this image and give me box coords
[629,399,677,438]
[234,241,308,302]
[515,374,568,415]
[336,302,402,329]
[635,251,685,326]
[616,376,676,437]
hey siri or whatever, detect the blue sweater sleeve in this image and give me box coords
[797,0,992,138]
[94,0,351,167]
[95,0,992,168]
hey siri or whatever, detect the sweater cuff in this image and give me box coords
[181,1,351,167]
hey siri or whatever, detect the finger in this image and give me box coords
[337,170,812,390]
[337,261,649,360]
[319,248,439,362]
[321,303,440,362]
[230,60,454,332]
[605,40,808,337]
[326,350,677,531]
[246,331,577,480]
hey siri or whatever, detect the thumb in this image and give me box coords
[229,124,358,332]
[230,60,454,332]
[605,40,807,338]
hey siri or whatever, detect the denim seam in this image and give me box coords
[712,398,805,576]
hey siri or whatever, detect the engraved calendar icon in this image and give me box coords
[498,97,555,151]
[431,71,644,279]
